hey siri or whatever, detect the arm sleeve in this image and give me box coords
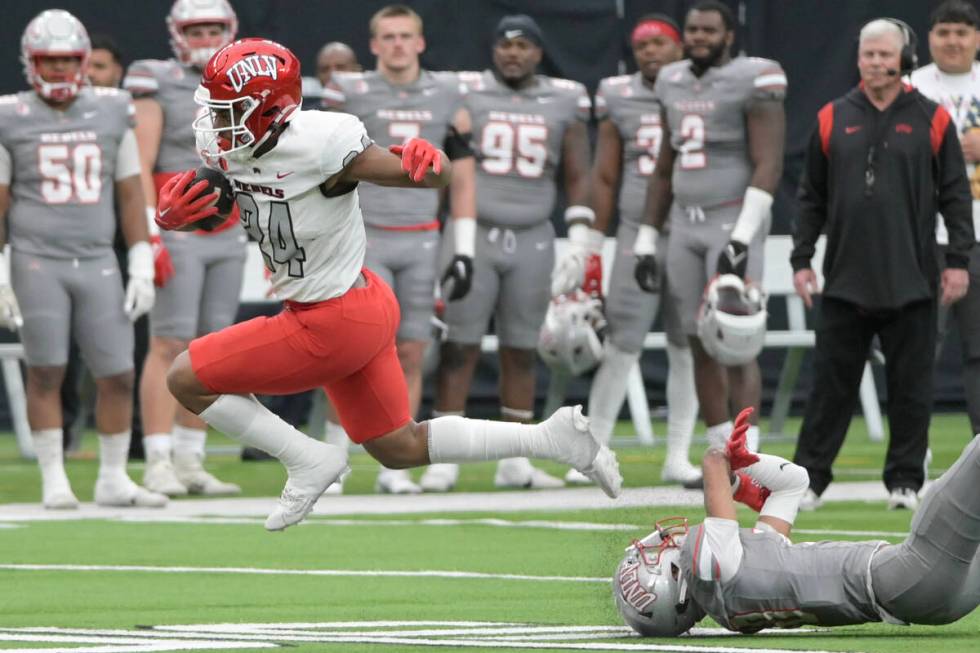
[791,118,830,271]
[691,518,744,583]
[319,113,373,178]
[115,128,141,181]
[121,60,159,99]
[935,108,975,268]
[0,143,10,185]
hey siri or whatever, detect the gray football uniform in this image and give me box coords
[655,57,786,335]
[327,70,464,341]
[0,88,136,375]
[123,58,246,340]
[444,71,590,348]
[596,73,684,351]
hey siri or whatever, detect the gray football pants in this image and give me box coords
[871,434,980,624]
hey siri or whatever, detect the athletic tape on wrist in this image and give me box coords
[453,216,476,258]
[730,187,772,245]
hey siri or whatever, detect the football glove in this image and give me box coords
[717,239,749,278]
[441,255,473,301]
[633,224,660,293]
[726,406,759,470]
[389,138,442,183]
[124,241,155,321]
[150,235,174,288]
[732,471,771,513]
[155,169,220,231]
[0,252,22,331]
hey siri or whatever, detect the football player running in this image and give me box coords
[0,10,163,509]
[614,408,980,635]
[434,15,593,490]
[123,0,244,497]
[634,0,786,454]
[553,15,701,488]
[160,38,622,532]
[323,4,477,494]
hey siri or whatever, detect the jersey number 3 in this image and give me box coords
[38,143,102,204]
[237,192,306,278]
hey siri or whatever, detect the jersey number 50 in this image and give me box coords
[237,192,306,278]
[38,143,102,204]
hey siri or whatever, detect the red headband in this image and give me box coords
[631,20,681,46]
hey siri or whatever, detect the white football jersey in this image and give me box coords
[218,110,372,302]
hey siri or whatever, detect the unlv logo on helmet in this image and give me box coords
[226,54,279,93]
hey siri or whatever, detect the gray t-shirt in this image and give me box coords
[123,58,202,172]
[595,72,661,225]
[462,70,591,228]
[680,523,884,632]
[326,70,464,228]
[654,56,786,209]
[0,88,134,258]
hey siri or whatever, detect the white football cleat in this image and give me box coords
[322,468,351,495]
[494,458,565,490]
[265,442,349,532]
[541,405,622,498]
[798,488,823,512]
[887,487,919,511]
[420,463,459,492]
[95,477,168,508]
[375,468,422,495]
[173,453,241,495]
[564,468,593,485]
[661,459,703,489]
[143,458,188,496]
[43,485,79,510]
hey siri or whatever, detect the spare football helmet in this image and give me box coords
[193,38,302,159]
[21,9,91,102]
[613,517,701,637]
[168,0,238,68]
[537,289,607,376]
[697,274,768,366]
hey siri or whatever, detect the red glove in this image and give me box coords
[389,138,442,182]
[582,253,603,298]
[155,169,220,231]
[726,406,760,470]
[150,235,174,288]
[733,471,771,512]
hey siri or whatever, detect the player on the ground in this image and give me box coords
[433,15,593,490]
[613,407,980,635]
[123,0,244,497]
[553,14,700,487]
[633,0,786,454]
[0,10,163,509]
[159,37,621,531]
[323,4,476,494]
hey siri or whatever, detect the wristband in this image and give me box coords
[564,204,596,225]
[634,224,660,256]
[453,216,476,258]
[729,186,773,245]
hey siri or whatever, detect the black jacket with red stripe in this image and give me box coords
[791,85,974,310]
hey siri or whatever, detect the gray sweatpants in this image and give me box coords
[871,434,980,624]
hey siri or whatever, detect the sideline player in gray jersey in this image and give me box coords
[553,15,701,488]
[434,15,593,490]
[614,406,980,636]
[634,0,786,454]
[324,4,477,495]
[0,10,162,509]
[123,0,243,497]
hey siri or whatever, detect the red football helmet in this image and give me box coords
[193,38,302,159]
[167,0,237,68]
[21,9,91,102]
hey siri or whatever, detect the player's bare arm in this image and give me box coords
[591,119,623,234]
[0,184,9,250]
[702,448,739,522]
[448,107,476,221]
[641,111,675,231]
[116,174,150,247]
[745,100,785,194]
[332,142,452,190]
[133,98,163,210]
[561,120,592,219]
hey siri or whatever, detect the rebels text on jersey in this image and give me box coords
[595,73,661,225]
[654,57,786,209]
[325,70,464,229]
[462,70,591,228]
[217,110,373,303]
[0,87,134,259]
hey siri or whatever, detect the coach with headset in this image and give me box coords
[790,18,974,511]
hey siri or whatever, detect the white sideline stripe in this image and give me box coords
[115,516,638,531]
[0,563,609,583]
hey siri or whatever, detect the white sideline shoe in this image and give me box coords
[375,468,422,494]
[887,487,919,511]
[799,488,823,512]
[143,458,188,496]
[564,468,593,485]
[420,464,459,492]
[661,460,703,489]
[265,442,349,531]
[95,477,168,508]
[174,453,241,496]
[542,405,622,498]
[494,458,565,490]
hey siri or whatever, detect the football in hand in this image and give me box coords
[175,166,235,232]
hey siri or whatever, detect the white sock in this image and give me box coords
[746,425,760,453]
[98,431,131,483]
[426,412,597,470]
[33,428,70,487]
[665,342,699,467]
[143,433,172,462]
[200,394,319,470]
[172,425,207,459]
[587,342,640,446]
[705,420,734,451]
[323,420,351,450]
[742,453,810,525]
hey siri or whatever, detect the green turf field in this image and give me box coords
[0,414,977,652]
